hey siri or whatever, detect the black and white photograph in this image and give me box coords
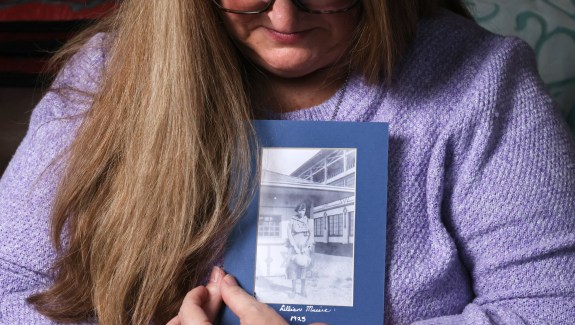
[254,148,357,307]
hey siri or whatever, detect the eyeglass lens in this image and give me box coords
[216,0,357,13]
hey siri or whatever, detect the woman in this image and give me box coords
[0,0,573,324]
[286,202,313,298]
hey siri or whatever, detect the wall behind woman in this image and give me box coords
[466,0,575,130]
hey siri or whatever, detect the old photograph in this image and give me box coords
[254,148,357,307]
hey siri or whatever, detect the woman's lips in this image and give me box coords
[264,27,311,44]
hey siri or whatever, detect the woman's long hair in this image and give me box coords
[28,0,471,324]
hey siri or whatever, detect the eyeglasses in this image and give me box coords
[211,0,360,14]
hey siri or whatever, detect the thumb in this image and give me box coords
[220,274,287,325]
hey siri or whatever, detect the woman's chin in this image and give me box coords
[260,64,318,79]
[251,53,323,79]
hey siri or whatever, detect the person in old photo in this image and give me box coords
[286,201,314,298]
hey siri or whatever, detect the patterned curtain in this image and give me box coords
[466,0,575,132]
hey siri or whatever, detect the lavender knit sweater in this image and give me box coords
[1,11,574,325]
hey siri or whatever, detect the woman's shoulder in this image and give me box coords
[51,32,111,96]
[415,9,516,57]
[407,10,535,81]
[33,32,111,124]
[393,10,545,118]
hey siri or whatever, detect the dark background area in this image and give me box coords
[0,0,115,175]
[0,87,41,173]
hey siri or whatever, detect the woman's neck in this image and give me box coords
[258,65,348,114]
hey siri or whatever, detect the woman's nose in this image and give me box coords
[266,0,302,32]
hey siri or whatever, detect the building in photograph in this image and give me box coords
[255,149,356,278]
[290,149,356,256]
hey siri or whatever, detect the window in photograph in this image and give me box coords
[328,213,344,237]
[314,216,325,237]
[329,174,355,188]
[312,170,325,183]
[346,150,356,170]
[328,178,345,187]
[326,156,344,179]
[348,211,355,237]
[343,174,356,188]
[258,215,281,237]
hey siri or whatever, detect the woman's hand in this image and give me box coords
[219,273,288,325]
[168,267,327,325]
[167,266,286,325]
[166,267,224,325]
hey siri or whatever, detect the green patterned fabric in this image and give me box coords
[466,0,575,131]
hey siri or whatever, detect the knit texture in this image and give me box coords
[1,11,574,325]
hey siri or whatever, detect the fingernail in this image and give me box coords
[223,274,238,286]
[210,266,222,283]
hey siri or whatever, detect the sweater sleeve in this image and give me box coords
[0,34,106,324]
[415,37,575,324]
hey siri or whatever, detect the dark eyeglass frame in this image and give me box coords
[211,0,361,14]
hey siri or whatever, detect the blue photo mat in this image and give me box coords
[223,120,388,324]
